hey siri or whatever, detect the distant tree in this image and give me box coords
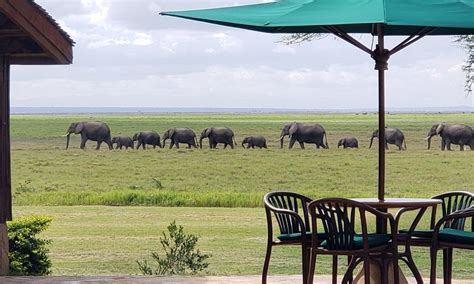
[282,33,473,95]
[456,35,473,95]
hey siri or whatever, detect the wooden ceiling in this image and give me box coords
[0,0,74,65]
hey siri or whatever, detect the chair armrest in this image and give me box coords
[433,206,474,235]
[264,205,308,238]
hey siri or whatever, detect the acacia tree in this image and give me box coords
[456,35,473,95]
[282,34,473,95]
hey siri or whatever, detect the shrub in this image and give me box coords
[8,215,52,275]
[137,221,210,275]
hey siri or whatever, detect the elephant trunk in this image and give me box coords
[199,137,204,149]
[241,141,245,148]
[279,135,284,148]
[65,133,71,150]
[424,135,432,150]
[162,138,166,148]
[368,136,374,149]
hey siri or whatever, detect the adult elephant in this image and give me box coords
[369,127,406,151]
[425,123,473,151]
[133,131,161,149]
[279,122,328,149]
[65,121,112,150]
[162,128,198,149]
[199,127,236,149]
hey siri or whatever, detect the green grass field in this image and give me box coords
[11,113,474,207]
[9,113,474,277]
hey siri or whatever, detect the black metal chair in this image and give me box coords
[398,191,473,282]
[262,192,317,284]
[307,198,399,284]
[429,206,474,284]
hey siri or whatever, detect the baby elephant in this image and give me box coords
[111,136,134,150]
[242,136,267,149]
[338,137,359,149]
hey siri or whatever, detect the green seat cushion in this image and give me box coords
[439,228,474,245]
[277,232,325,241]
[399,229,433,238]
[321,234,391,250]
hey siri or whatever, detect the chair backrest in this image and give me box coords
[308,198,372,251]
[264,192,312,236]
[432,191,474,230]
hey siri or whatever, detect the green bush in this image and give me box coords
[8,215,52,275]
[137,221,210,275]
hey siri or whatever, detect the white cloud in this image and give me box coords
[13,0,472,110]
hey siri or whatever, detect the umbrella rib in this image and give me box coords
[322,25,372,55]
[389,27,437,56]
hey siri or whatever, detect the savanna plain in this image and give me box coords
[11,113,474,277]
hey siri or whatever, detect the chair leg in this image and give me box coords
[443,248,453,284]
[363,256,370,284]
[430,246,438,284]
[342,256,358,284]
[302,245,308,284]
[307,251,317,284]
[392,249,400,284]
[332,255,338,284]
[262,243,272,284]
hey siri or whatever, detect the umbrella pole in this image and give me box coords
[374,24,389,233]
[374,24,389,202]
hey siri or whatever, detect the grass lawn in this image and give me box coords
[14,206,474,278]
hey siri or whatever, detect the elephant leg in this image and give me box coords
[175,142,180,149]
[230,142,234,149]
[96,141,102,150]
[106,140,113,150]
[115,145,119,150]
[385,141,389,150]
[299,142,305,149]
[446,140,452,151]
[224,144,228,149]
[459,144,464,151]
[80,138,87,150]
[153,145,156,149]
[288,138,297,149]
[441,139,446,151]
[316,144,320,149]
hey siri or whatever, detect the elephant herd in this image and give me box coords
[64,121,474,151]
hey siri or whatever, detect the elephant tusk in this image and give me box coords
[278,136,284,141]
[424,136,431,140]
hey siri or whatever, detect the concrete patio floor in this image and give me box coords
[1,275,474,284]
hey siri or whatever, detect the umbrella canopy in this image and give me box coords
[161,0,474,35]
[161,0,474,202]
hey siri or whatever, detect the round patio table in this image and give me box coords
[351,198,442,284]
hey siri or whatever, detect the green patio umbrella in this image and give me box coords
[161,0,474,201]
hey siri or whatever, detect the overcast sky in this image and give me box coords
[10,0,473,109]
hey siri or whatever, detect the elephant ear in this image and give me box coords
[169,128,175,138]
[75,122,84,133]
[436,123,445,135]
[289,123,298,137]
[205,127,212,137]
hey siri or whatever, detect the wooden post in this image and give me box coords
[0,55,11,275]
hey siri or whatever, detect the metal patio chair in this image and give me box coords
[307,198,399,284]
[429,205,474,284]
[398,191,473,282]
[262,191,318,284]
